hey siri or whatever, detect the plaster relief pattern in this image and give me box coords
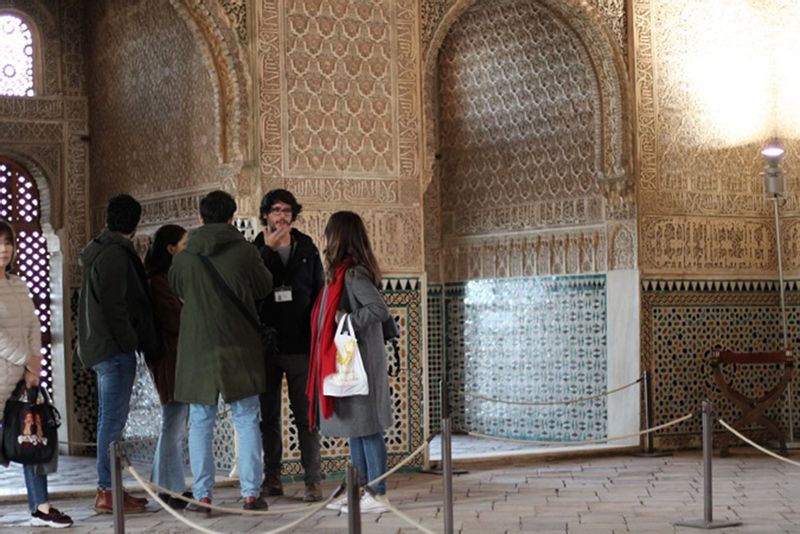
[442,230,607,281]
[300,208,422,273]
[421,0,627,57]
[632,0,798,274]
[284,0,396,175]
[639,217,775,274]
[258,0,422,272]
[87,0,220,218]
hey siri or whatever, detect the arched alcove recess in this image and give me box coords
[423,0,633,194]
[166,0,259,220]
[421,0,640,447]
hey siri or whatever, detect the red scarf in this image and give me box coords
[306,258,352,430]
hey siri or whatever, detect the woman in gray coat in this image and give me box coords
[308,211,392,514]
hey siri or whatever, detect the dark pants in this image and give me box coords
[259,352,321,484]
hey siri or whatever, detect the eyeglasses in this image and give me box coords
[269,207,293,215]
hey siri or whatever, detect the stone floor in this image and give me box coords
[0,449,797,533]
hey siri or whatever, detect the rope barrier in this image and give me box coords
[380,497,437,534]
[365,434,435,488]
[460,375,642,407]
[128,465,339,534]
[718,419,800,468]
[457,413,694,447]
[127,463,340,516]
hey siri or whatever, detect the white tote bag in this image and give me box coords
[323,314,369,397]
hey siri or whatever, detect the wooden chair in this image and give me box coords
[710,350,794,456]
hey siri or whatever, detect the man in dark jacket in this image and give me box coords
[254,189,324,502]
[170,190,273,512]
[77,194,155,514]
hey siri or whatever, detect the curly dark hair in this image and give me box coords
[259,189,302,226]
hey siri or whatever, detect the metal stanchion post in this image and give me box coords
[110,441,125,534]
[442,416,454,534]
[422,379,467,476]
[346,464,361,534]
[636,370,671,457]
[675,401,741,529]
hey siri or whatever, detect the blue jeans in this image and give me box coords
[93,352,137,489]
[188,395,262,500]
[349,432,387,495]
[150,402,188,493]
[23,465,48,513]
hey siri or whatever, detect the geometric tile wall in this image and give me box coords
[432,275,608,442]
[642,279,800,449]
[103,277,426,476]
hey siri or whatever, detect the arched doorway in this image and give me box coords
[0,157,54,391]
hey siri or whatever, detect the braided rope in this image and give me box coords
[718,419,800,468]
[458,413,694,446]
[461,375,642,407]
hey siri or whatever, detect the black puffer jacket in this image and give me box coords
[254,229,324,355]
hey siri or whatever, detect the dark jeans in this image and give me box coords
[259,352,321,484]
[93,352,137,489]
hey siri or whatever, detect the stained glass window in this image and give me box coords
[0,14,34,97]
[0,160,52,392]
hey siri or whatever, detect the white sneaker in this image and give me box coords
[325,495,347,511]
[341,493,388,514]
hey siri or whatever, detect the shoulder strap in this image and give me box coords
[198,255,262,334]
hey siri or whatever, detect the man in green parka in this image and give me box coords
[170,190,273,512]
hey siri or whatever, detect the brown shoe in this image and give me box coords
[94,489,146,514]
[304,483,323,502]
[243,495,269,510]
[124,491,148,506]
[262,474,283,496]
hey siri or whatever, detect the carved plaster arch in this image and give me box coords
[422,0,633,195]
[168,0,252,166]
[0,150,57,229]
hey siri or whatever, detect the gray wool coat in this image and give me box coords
[319,266,393,438]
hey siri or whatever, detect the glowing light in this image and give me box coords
[661,1,800,147]
[761,145,785,160]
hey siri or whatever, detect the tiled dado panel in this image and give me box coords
[117,278,424,475]
[643,280,800,450]
[439,275,608,441]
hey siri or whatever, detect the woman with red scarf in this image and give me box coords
[307,211,394,514]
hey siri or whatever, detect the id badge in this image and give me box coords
[274,286,293,303]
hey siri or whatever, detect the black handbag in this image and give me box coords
[198,255,277,358]
[2,381,61,465]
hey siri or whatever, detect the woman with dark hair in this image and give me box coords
[307,211,394,514]
[0,221,72,528]
[144,224,191,508]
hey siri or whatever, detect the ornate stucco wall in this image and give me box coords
[632,0,800,448]
[257,0,423,274]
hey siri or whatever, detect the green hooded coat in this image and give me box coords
[170,223,273,404]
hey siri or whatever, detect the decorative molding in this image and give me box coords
[0,97,62,120]
[639,216,775,274]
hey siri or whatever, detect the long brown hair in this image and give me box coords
[323,211,381,287]
[0,220,17,274]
